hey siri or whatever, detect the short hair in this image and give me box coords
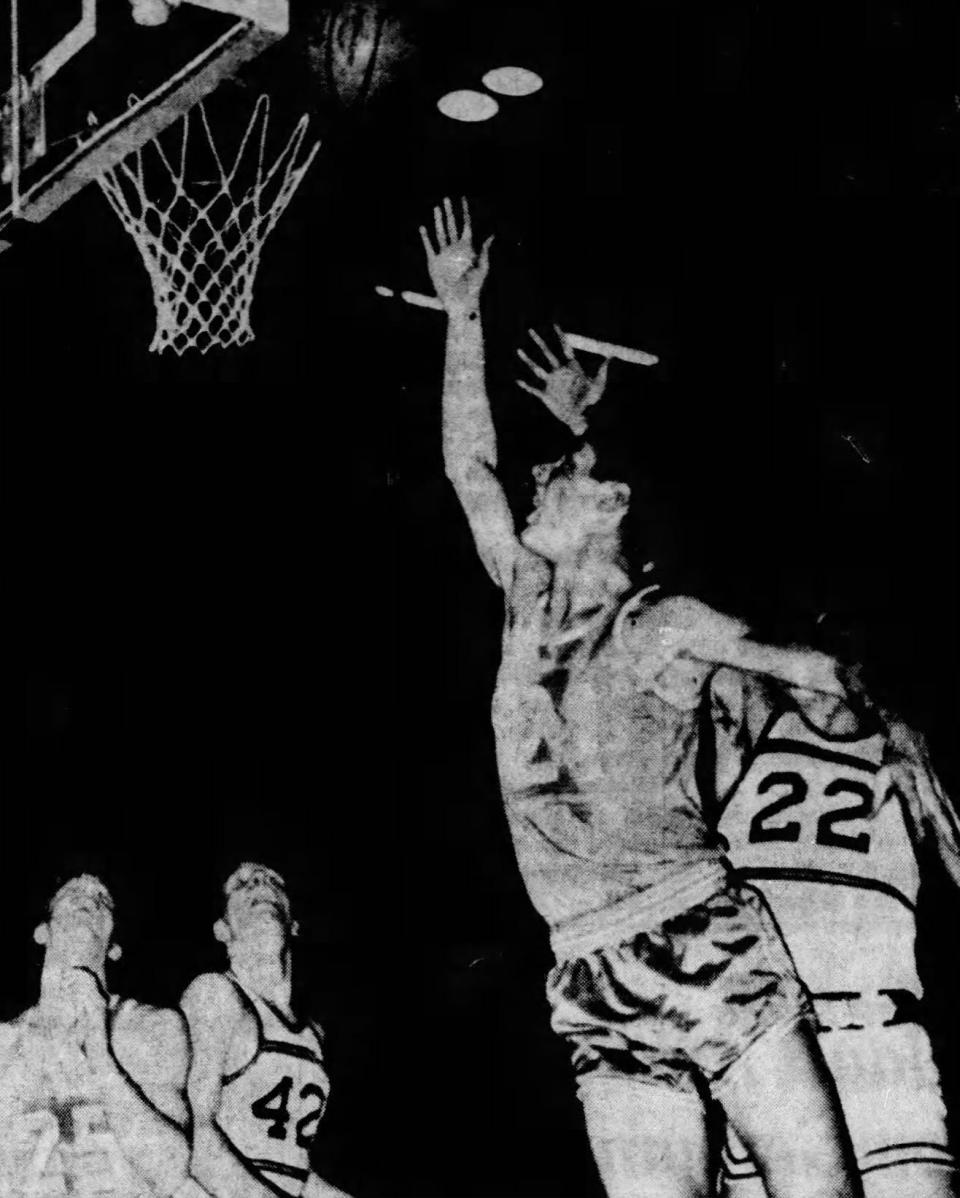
[46,874,115,919]
[223,862,289,900]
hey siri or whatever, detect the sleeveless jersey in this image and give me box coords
[493,563,726,961]
[8,999,149,1198]
[215,976,330,1198]
[717,704,922,999]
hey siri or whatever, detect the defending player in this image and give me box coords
[420,195,863,1198]
[180,864,351,1198]
[0,874,202,1198]
[712,666,960,1198]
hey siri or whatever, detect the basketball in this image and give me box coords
[130,0,171,26]
[306,0,414,112]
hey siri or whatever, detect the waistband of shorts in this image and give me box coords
[813,989,922,1031]
[549,860,730,961]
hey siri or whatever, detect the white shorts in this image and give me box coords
[722,1023,956,1198]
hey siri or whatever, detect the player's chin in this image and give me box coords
[520,524,558,559]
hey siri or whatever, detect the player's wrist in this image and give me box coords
[446,299,481,323]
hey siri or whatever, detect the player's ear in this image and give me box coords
[213,918,230,944]
[290,919,300,939]
[34,922,50,946]
[107,943,122,961]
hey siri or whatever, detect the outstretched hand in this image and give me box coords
[516,327,610,435]
[420,197,493,316]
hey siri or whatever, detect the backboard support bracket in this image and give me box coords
[0,1,287,252]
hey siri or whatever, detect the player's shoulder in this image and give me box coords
[111,998,190,1084]
[180,972,248,1027]
[0,1011,31,1065]
[181,970,241,1005]
[617,592,730,655]
[115,997,186,1040]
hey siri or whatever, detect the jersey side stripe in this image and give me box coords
[214,1126,304,1198]
[733,867,916,911]
[755,739,880,774]
[249,1160,311,1181]
[864,1142,956,1159]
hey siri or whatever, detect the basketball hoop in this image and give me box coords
[97,94,319,354]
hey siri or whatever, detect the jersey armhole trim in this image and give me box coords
[716,703,784,815]
[106,999,187,1134]
[222,974,265,1085]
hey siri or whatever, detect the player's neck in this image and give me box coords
[36,960,107,1027]
[230,946,293,1011]
[551,539,629,627]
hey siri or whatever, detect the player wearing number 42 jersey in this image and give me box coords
[180,866,352,1198]
[711,669,960,1198]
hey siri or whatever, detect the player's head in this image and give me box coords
[521,443,631,563]
[34,874,120,967]
[214,862,299,949]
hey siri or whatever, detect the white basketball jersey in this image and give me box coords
[216,976,330,1198]
[10,1001,144,1197]
[718,705,922,999]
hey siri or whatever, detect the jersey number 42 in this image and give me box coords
[251,1078,325,1148]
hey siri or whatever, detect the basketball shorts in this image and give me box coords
[722,1020,957,1197]
[547,883,811,1093]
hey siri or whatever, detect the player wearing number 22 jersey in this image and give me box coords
[180,865,351,1198]
[711,669,960,1198]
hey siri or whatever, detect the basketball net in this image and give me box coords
[97,94,319,354]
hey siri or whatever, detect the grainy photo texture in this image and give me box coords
[1,2,957,1197]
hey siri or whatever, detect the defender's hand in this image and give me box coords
[516,327,610,435]
[420,197,493,316]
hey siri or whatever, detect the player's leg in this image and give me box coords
[716,1016,862,1198]
[578,1075,710,1198]
[548,940,711,1198]
[825,1022,958,1198]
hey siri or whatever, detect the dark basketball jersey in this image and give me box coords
[493,558,726,960]
[215,976,330,1198]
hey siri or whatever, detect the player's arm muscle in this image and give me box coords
[442,307,521,589]
[181,975,276,1198]
[100,1005,194,1195]
[662,598,844,696]
[880,717,960,889]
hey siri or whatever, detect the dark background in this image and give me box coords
[1,0,958,1194]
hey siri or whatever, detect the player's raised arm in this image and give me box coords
[648,596,847,696]
[420,197,520,589]
[181,974,277,1198]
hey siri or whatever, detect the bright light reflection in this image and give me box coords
[437,90,499,122]
[482,66,543,97]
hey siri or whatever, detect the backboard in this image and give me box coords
[0,0,288,252]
